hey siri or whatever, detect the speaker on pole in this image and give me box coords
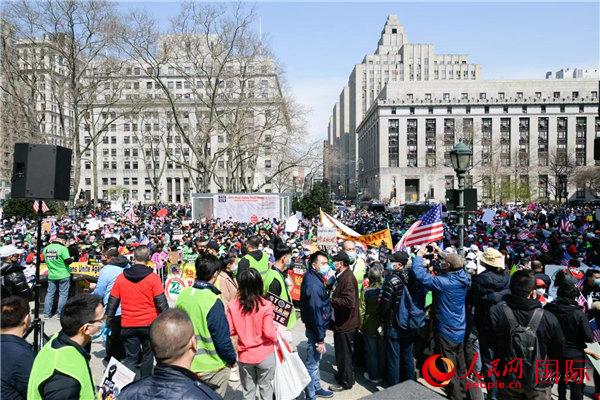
[11,143,72,201]
[10,143,72,352]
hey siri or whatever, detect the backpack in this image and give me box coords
[501,304,544,390]
[396,274,425,331]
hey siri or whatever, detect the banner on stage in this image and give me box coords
[212,194,280,223]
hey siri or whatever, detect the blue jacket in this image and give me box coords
[300,267,332,342]
[412,256,471,344]
[93,256,129,316]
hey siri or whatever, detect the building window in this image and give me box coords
[479,92,486,100]
[388,119,399,168]
[407,119,417,167]
[579,105,584,113]
[391,107,396,115]
[428,107,433,114]
[560,105,565,113]
[409,107,415,115]
[447,106,452,114]
[482,177,492,198]
[572,91,579,99]
[461,93,468,100]
[541,105,546,114]
[443,93,450,100]
[553,92,560,98]
[466,106,471,114]
[503,106,509,114]
[522,106,527,114]
[498,92,505,100]
[484,106,489,114]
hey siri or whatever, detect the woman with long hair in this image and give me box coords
[226,268,277,400]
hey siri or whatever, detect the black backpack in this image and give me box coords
[501,304,544,390]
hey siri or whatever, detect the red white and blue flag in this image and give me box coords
[560,216,572,233]
[394,204,444,251]
[49,220,57,242]
[33,201,49,213]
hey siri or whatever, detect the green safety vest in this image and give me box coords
[242,252,269,276]
[28,334,96,400]
[352,258,366,291]
[176,286,226,373]
[263,268,297,329]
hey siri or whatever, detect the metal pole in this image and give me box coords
[457,172,465,257]
[33,201,44,352]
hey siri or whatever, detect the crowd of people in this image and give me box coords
[1,201,600,400]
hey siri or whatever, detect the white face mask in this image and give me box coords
[535,288,546,296]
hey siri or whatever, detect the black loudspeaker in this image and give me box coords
[11,143,72,201]
[594,137,600,161]
[361,380,446,400]
[446,188,477,212]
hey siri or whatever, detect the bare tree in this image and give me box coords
[546,148,577,203]
[573,166,600,199]
[120,2,310,194]
[2,0,122,203]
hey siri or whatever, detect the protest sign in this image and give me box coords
[172,228,183,241]
[317,227,337,247]
[165,276,186,302]
[285,215,299,233]
[481,209,495,225]
[267,292,294,326]
[98,357,135,400]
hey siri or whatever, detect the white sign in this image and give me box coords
[317,227,337,247]
[110,202,123,212]
[212,194,281,223]
[285,215,299,233]
[481,209,495,225]
[99,357,135,399]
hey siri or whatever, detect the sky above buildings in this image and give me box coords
[118,1,600,143]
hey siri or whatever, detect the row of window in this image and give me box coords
[393,104,588,116]
[84,159,273,171]
[403,91,596,102]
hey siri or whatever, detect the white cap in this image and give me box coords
[466,252,476,260]
[0,245,24,258]
[470,244,479,252]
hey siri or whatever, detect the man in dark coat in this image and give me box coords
[1,296,34,400]
[329,251,361,392]
[489,269,565,400]
[120,309,220,400]
[0,245,32,300]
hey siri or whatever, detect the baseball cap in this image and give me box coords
[331,252,351,266]
[0,245,25,258]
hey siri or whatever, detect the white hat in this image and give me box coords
[466,252,476,260]
[470,244,480,252]
[0,245,24,258]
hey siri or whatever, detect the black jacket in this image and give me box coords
[0,334,34,400]
[119,364,222,400]
[38,332,94,400]
[469,269,509,335]
[380,270,406,328]
[0,262,32,300]
[489,294,565,379]
[544,298,594,359]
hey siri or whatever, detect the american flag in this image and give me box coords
[33,201,49,213]
[541,240,549,252]
[517,230,529,240]
[49,220,57,242]
[560,216,572,232]
[394,204,444,250]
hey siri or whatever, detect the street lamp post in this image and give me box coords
[450,142,473,257]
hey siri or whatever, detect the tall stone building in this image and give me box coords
[326,14,481,196]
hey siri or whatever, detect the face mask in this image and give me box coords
[535,288,546,296]
[319,264,330,276]
[346,251,357,264]
[231,265,238,275]
[90,322,107,341]
[594,279,600,287]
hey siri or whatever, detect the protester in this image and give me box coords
[360,262,385,383]
[226,268,277,400]
[379,250,423,385]
[1,296,34,400]
[264,244,297,333]
[119,309,221,400]
[215,252,239,308]
[106,245,168,378]
[28,294,103,399]
[343,240,366,290]
[532,260,551,289]
[0,245,32,300]
[300,250,334,400]
[92,247,129,361]
[489,269,565,400]
[43,233,73,319]
[328,251,360,392]
[545,276,595,400]
[413,244,470,400]
[237,235,269,278]
[469,247,509,399]
[176,254,237,398]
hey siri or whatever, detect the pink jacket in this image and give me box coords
[226,297,277,364]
